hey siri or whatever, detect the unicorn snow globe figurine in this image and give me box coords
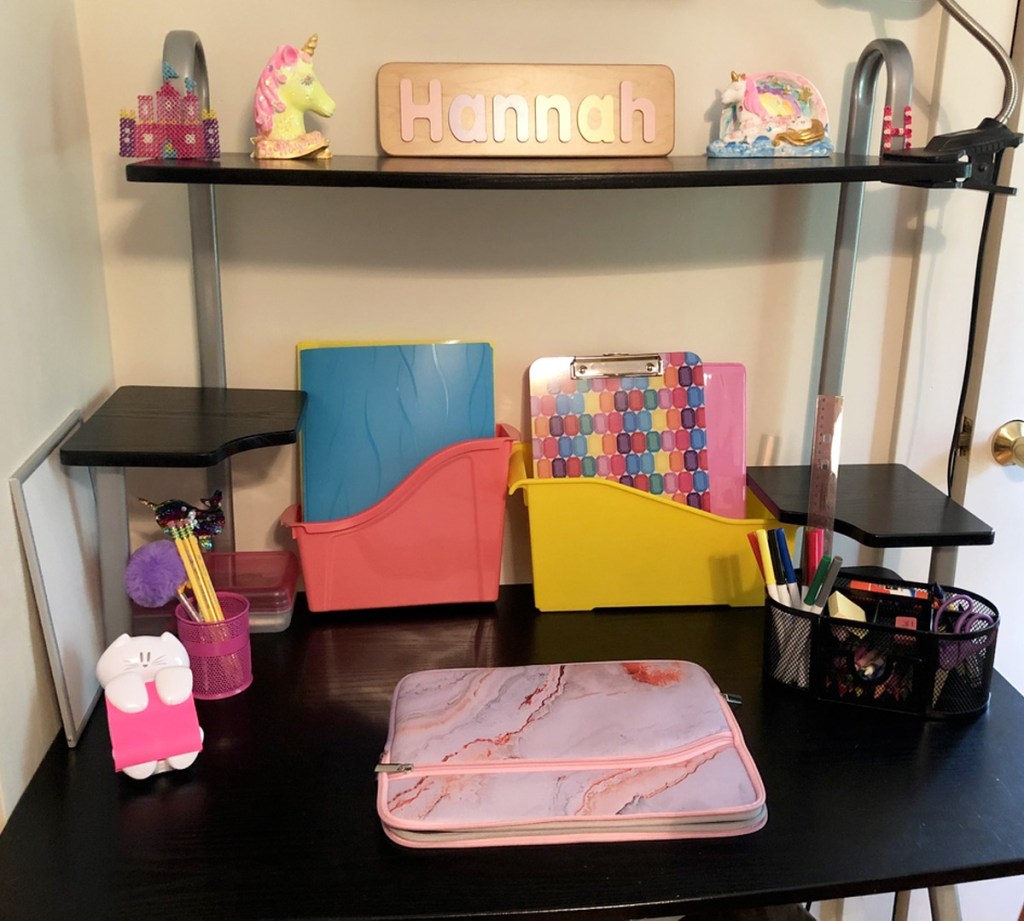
[708,71,833,158]
[252,34,336,159]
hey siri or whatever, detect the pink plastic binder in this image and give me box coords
[703,362,747,519]
[376,660,767,847]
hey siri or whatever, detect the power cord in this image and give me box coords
[945,157,1003,497]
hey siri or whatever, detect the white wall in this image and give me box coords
[0,0,113,829]
[0,0,1018,915]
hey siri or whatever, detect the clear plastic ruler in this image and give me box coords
[807,394,844,558]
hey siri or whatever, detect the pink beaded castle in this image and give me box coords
[120,64,220,159]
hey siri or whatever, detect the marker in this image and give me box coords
[754,529,781,604]
[810,555,844,615]
[766,528,789,606]
[801,526,823,590]
[847,579,928,600]
[799,528,812,592]
[810,527,824,576]
[803,554,833,607]
[773,528,802,609]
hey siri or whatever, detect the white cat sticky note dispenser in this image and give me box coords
[96,633,203,779]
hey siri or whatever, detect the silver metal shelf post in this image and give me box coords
[163,30,234,548]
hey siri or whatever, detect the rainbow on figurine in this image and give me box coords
[252,34,337,159]
[708,71,832,158]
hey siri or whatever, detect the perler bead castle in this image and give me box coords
[119,63,220,159]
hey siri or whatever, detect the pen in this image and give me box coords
[809,555,844,615]
[754,529,781,604]
[799,528,811,594]
[929,583,947,631]
[773,528,802,610]
[810,527,824,576]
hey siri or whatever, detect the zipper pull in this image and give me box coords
[375,762,414,774]
[724,693,743,706]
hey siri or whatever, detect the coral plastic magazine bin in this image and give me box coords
[283,427,514,611]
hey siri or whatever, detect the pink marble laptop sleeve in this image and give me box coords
[376,660,766,847]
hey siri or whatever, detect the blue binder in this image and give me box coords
[298,342,495,522]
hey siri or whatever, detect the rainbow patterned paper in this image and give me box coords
[528,352,711,509]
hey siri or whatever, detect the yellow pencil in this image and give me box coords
[185,528,223,621]
[169,523,220,622]
[169,533,212,622]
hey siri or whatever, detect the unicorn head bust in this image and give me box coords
[252,34,336,159]
[708,70,832,158]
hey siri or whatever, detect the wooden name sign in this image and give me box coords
[377,62,675,157]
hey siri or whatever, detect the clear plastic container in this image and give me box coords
[132,550,299,634]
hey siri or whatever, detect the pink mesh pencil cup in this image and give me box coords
[174,592,253,699]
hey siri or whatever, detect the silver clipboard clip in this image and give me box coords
[570,354,664,380]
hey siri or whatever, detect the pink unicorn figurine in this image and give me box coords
[252,34,337,159]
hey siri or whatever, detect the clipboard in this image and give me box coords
[528,352,712,510]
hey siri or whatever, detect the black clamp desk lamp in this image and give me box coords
[885,0,1022,194]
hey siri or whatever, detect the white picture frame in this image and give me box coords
[10,412,105,747]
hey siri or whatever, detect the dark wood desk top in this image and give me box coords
[2,586,1023,920]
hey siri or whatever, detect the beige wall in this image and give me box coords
[0,0,113,829]
[73,0,977,564]
[1,3,1020,913]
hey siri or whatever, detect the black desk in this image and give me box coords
[2,586,1023,920]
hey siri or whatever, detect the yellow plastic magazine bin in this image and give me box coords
[508,443,786,611]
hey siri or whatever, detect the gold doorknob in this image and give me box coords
[993,420,1024,467]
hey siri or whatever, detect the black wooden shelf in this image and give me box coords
[59,385,306,467]
[747,464,995,548]
[125,152,969,190]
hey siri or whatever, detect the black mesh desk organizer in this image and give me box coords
[764,575,998,719]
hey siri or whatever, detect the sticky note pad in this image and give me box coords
[299,342,495,522]
[827,591,866,622]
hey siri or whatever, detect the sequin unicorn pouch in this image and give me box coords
[375,660,766,847]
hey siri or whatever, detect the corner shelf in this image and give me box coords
[747,464,994,548]
[59,386,306,468]
[59,385,306,643]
